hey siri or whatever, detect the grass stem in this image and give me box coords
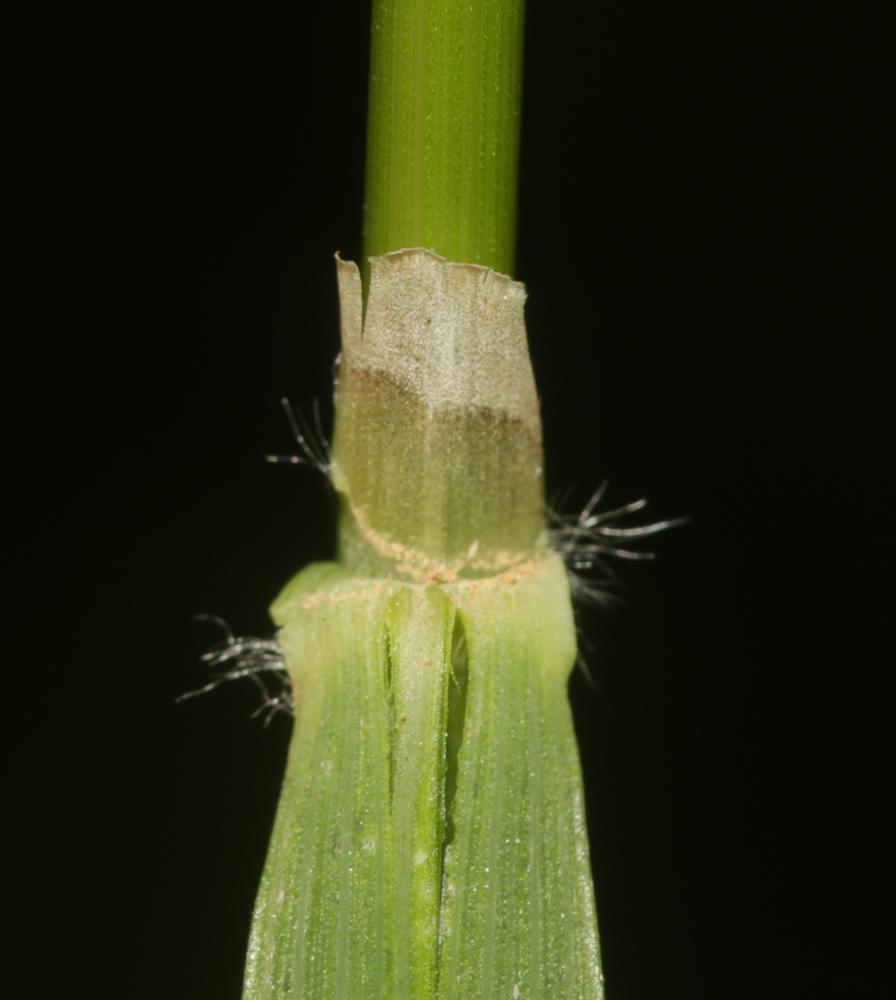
[364,0,526,274]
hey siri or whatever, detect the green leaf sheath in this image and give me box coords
[364,0,526,274]
[244,569,397,999]
[243,555,603,1000]
[246,568,454,999]
[439,557,603,998]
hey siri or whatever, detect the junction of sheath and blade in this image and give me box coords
[242,250,604,1000]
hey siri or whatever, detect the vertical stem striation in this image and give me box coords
[364,0,526,274]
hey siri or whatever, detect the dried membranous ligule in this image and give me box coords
[331,250,545,582]
[243,250,604,1000]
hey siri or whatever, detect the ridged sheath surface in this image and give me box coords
[243,555,603,999]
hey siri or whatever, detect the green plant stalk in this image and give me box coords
[364,0,525,273]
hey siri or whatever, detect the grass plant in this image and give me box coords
[240,3,607,997]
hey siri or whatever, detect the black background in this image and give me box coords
[9,2,892,999]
